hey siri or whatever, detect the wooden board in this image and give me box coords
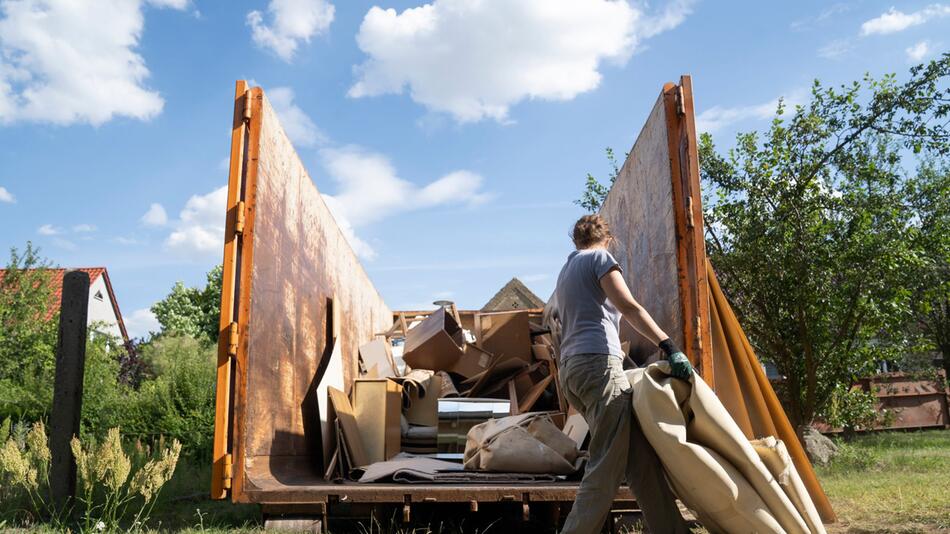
[599,76,713,385]
[328,387,369,468]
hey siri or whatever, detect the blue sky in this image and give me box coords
[0,0,947,338]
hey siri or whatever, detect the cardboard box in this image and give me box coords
[476,311,532,362]
[351,378,403,463]
[403,307,466,372]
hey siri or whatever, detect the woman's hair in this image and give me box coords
[571,214,612,249]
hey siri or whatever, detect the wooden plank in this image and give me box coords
[518,375,554,413]
[328,387,370,468]
[211,80,249,500]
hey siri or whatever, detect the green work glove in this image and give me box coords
[659,339,693,379]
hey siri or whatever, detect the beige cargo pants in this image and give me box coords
[559,354,689,534]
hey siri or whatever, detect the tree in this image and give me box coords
[150,265,222,344]
[0,243,58,421]
[575,147,622,212]
[905,160,950,382]
[698,56,950,427]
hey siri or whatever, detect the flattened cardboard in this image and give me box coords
[316,334,345,468]
[359,339,398,378]
[403,307,466,372]
[352,378,403,463]
[476,311,532,362]
[462,357,529,397]
[328,386,369,468]
[562,407,589,450]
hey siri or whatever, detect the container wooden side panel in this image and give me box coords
[232,86,392,501]
[600,77,712,385]
[600,91,684,364]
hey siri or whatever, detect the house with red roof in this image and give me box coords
[0,267,130,346]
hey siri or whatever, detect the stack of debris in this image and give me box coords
[323,305,588,482]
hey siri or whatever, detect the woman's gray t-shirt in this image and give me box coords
[554,248,624,359]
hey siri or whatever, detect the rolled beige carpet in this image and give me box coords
[628,362,826,534]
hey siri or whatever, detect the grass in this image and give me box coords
[817,429,950,534]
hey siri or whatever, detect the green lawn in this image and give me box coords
[818,429,950,534]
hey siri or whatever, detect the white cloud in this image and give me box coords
[321,146,491,227]
[319,146,491,258]
[247,0,335,62]
[268,86,324,147]
[37,224,60,235]
[695,90,806,134]
[0,0,187,126]
[72,224,96,233]
[114,236,139,245]
[0,186,13,203]
[349,0,694,123]
[818,38,854,59]
[141,203,168,227]
[906,40,931,62]
[124,307,160,338]
[860,4,950,35]
[164,186,227,259]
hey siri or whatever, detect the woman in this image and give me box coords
[556,214,692,534]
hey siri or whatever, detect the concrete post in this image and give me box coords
[49,270,89,512]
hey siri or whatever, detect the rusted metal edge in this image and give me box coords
[661,76,714,389]
[240,484,635,505]
[232,86,264,503]
[211,81,250,500]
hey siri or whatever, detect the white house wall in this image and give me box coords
[87,276,123,340]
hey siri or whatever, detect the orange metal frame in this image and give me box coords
[211,82,263,500]
[661,76,714,388]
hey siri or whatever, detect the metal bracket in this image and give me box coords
[223,453,233,489]
[228,322,239,356]
[243,90,252,123]
[686,196,695,229]
[234,200,246,235]
[675,85,686,117]
[695,316,703,351]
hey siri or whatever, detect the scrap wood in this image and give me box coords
[359,338,398,378]
[328,387,370,468]
[508,381,520,415]
[518,374,554,413]
[460,357,528,397]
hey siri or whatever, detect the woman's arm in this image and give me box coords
[600,268,694,378]
[599,268,668,345]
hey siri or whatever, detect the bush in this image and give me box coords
[123,335,216,459]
